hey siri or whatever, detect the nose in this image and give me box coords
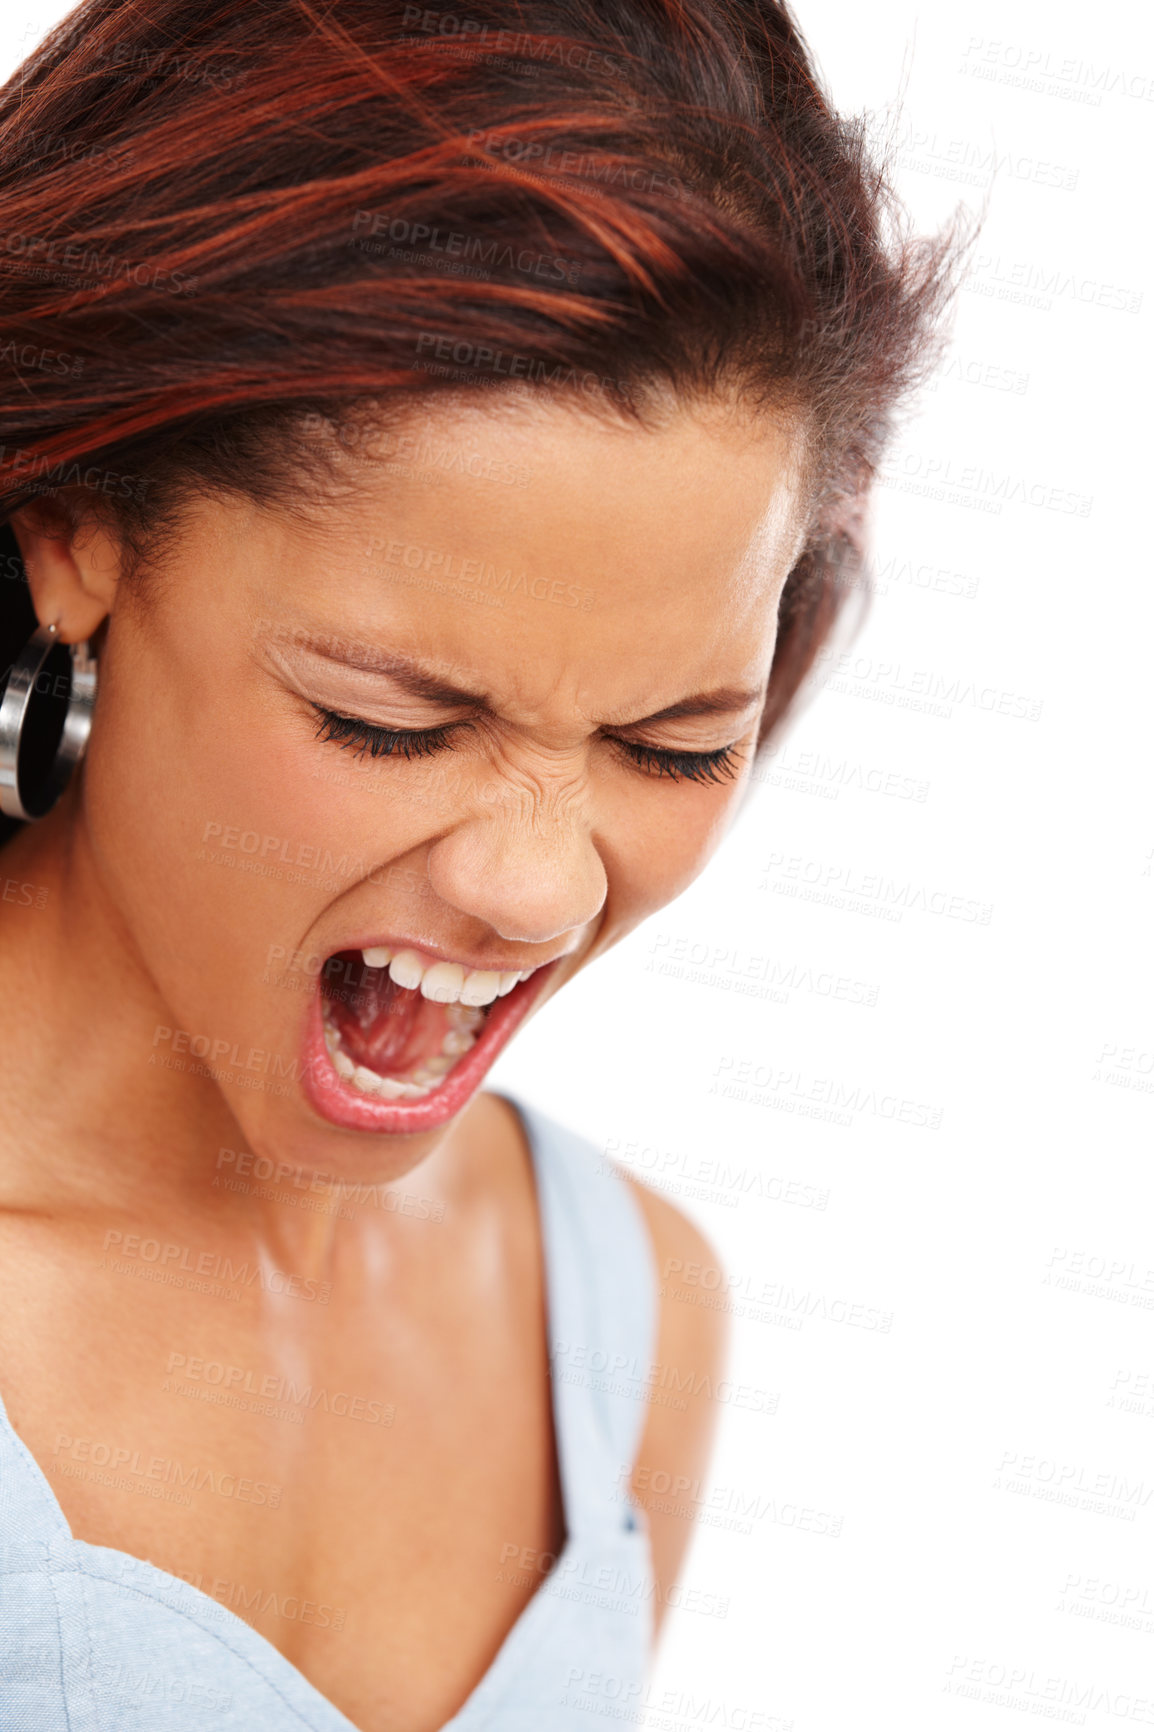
[423,797,608,946]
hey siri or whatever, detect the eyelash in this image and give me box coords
[309,707,743,787]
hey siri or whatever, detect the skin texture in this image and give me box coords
[0,390,809,1732]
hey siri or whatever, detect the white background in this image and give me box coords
[3,3,1151,1729]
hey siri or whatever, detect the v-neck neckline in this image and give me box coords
[0,1092,578,1732]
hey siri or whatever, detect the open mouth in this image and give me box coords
[302,944,557,1132]
[321,947,532,1101]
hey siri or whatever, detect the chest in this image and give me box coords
[0,1213,567,1732]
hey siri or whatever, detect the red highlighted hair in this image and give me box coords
[0,0,963,747]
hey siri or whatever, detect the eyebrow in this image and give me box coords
[284,634,763,725]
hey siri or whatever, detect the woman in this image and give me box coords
[0,1,957,1727]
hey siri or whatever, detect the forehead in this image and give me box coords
[337,388,810,577]
[246,390,811,708]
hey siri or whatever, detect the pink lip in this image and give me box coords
[299,960,560,1135]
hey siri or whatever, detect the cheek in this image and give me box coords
[82,647,459,1012]
[600,781,741,915]
[85,624,403,881]
[80,645,189,877]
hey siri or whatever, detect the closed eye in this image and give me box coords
[310,706,744,786]
[609,738,743,786]
[311,706,460,760]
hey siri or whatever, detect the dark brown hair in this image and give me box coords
[0,0,964,751]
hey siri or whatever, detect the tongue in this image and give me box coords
[323,953,450,1077]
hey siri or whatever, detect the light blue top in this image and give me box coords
[0,1095,658,1729]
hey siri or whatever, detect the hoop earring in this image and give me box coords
[0,621,98,821]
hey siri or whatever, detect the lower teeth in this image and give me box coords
[323,1002,483,1101]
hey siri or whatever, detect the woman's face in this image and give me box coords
[68,391,809,1175]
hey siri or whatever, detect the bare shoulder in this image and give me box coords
[619,1169,731,1368]
[615,1165,731,1639]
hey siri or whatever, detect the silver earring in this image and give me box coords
[0,621,98,821]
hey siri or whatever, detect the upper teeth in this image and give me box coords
[361,946,530,1007]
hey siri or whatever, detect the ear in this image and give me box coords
[7,503,123,644]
